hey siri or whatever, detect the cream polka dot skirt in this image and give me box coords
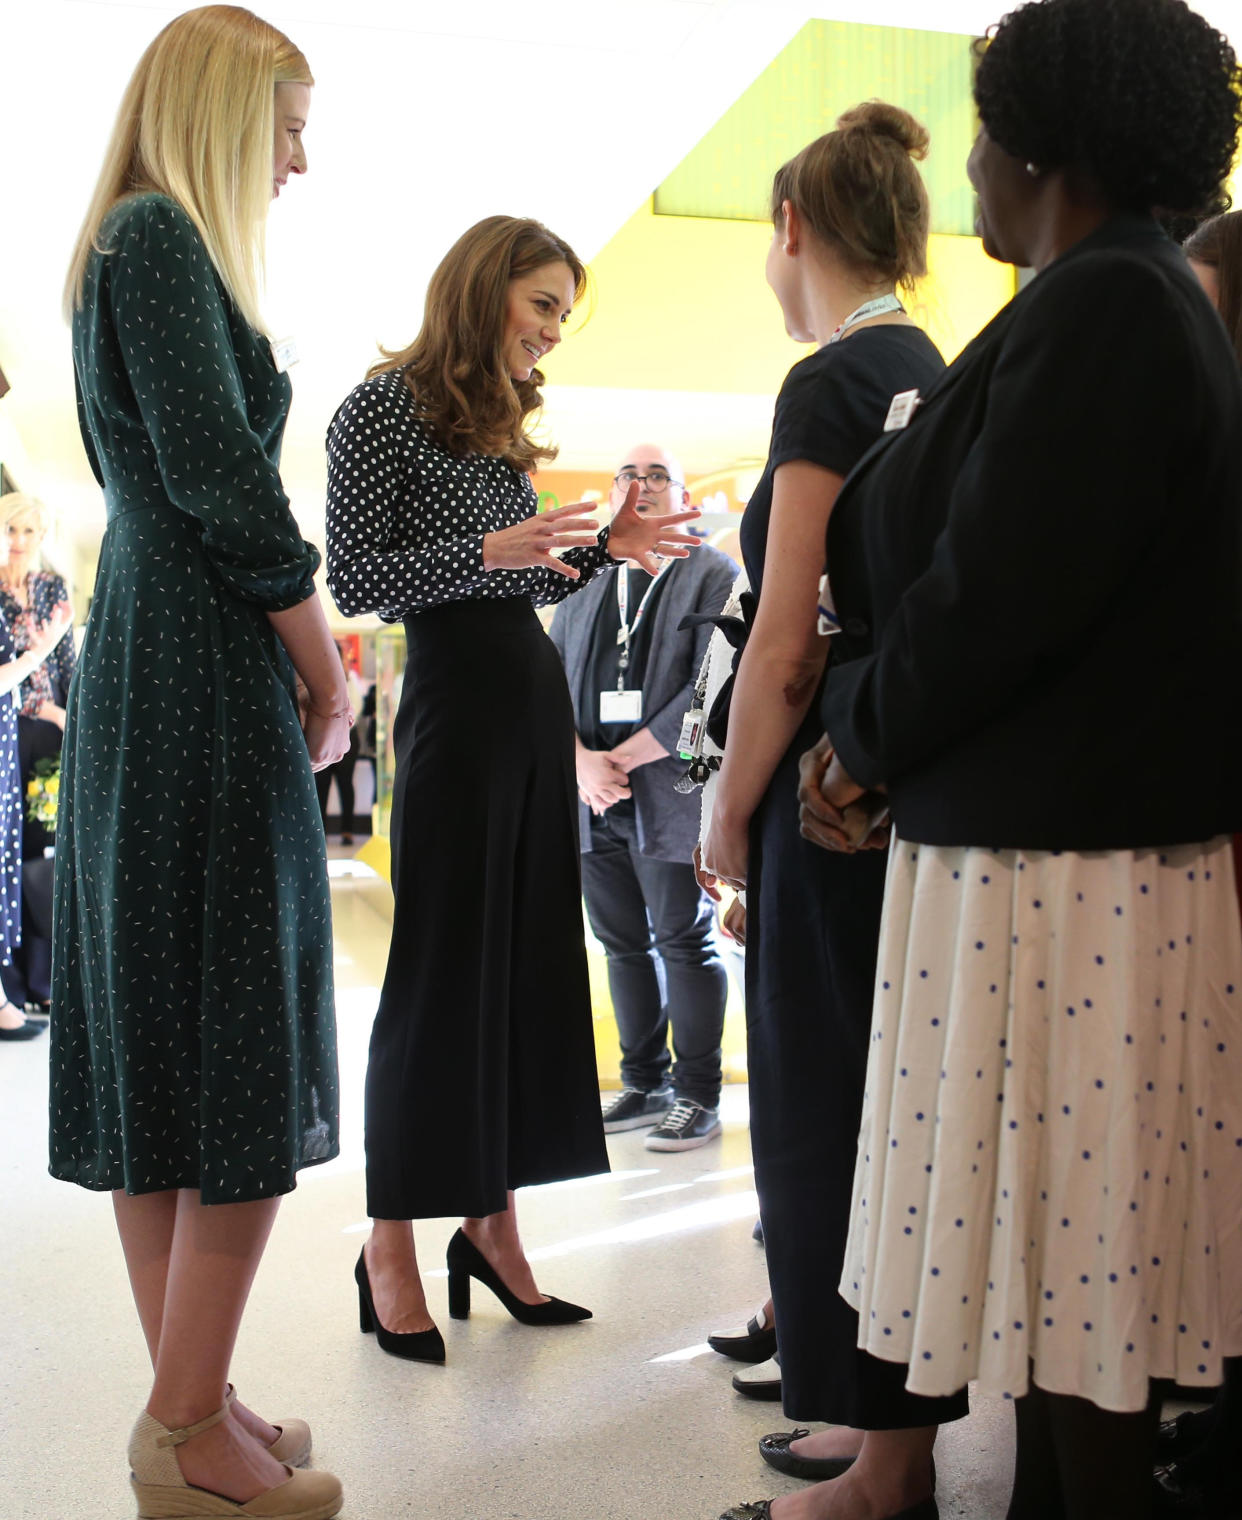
[842,837,1242,1413]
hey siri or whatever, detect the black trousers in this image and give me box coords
[747,723,969,1430]
[315,727,359,835]
[581,803,727,1108]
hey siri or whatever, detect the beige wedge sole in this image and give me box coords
[130,1472,342,1519]
[128,1406,341,1520]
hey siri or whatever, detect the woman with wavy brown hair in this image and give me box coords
[327,215,698,1360]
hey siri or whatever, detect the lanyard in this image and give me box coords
[615,562,669,690]
[827,293,904,344]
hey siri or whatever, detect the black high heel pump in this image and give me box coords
[445,1228,592,1325]
[355,1247,446,1363]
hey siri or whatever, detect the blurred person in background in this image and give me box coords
[0,493,75,1018]
[549,443,736,1152]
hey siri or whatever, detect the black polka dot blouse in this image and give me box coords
[326,370,616,621]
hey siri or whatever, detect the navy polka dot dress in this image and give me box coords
[842,838,1242,1411]
[49,193,339,1203]
[0,620,23,964]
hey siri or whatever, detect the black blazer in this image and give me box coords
[821,214,1242,849]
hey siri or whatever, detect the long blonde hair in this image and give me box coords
[64,4,312,332]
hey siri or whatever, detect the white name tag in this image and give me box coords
[677,707,705,760]
[271,335,300,372]
[817,572,841,637]
[883,388,921,431]
[600,689,643,724]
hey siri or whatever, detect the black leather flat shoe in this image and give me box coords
[718,1499,937,1520]
[355,1248,446,1363]
[445,1228,591,1325]
[708,1306,777,1364]
[758,1428,857,1481]
[1156,1408,1216,1464]
[0,1018,46,1040]
[1154,1460,1242,1517]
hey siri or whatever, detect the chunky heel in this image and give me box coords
[353,1246,445,1363]
[444,1228,591,1325]
[447,1267,471,1320]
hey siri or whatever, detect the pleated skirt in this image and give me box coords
[843,837,1242,1413]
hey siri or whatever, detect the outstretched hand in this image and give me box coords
[482,500,602,581]
[607,480,701,573]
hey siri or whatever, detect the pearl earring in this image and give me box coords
[1026,162,1041,177]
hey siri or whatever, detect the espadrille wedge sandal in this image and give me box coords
[127,1404,342,1520]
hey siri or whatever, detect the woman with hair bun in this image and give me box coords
[59,6,346,1516]
[701,102,966,1520]
[795,1,1242,1517]
[327,215,699,1360]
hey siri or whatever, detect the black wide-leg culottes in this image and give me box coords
[365,598,609,1221]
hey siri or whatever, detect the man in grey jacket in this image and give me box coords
[549,444,737,1150]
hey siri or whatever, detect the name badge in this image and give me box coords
[817,572,841,637]
[883,388,921,431]
[271,335,300,372]
[600,689,643,724]
[677,707,705,760]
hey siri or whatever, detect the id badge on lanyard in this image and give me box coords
[598,564,659,724]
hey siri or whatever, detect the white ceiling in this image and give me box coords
[4,0,1242,551]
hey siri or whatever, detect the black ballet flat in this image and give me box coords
[1153,1460,1242,1517]
[445,1228,591,1325]
[355,1248,446,1363]
[708,1307,777,1364]
[1156,1409,1214,1464]
[718,1499,937,1520]
[0,1018,46,1041]
[758,1428,857,1481]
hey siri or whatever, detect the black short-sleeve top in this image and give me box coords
[740,326,945,599]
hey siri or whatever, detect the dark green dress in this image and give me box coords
[50,193,339,1204]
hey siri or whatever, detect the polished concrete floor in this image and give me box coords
[1,858,1020,1520]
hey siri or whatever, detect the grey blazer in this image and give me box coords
[548,544,738,864]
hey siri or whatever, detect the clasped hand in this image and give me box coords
[796,734,890,853]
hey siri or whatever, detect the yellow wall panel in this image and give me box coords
[555,197,1015,398]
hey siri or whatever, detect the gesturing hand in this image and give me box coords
[607,480,702,573]
[482,501,602,580]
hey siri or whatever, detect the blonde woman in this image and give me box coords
[58,7,344,1517]
[0,492,75,1019]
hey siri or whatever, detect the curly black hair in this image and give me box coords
[974,0,1242,218]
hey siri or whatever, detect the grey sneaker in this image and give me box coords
[601,1086,674,1133]
[644,1097,722,1151]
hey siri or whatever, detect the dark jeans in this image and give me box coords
[581,804,726,1109]
[315,727,359,835]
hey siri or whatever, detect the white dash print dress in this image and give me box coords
[842,840,1242,1412]
[51,193,339,1203]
